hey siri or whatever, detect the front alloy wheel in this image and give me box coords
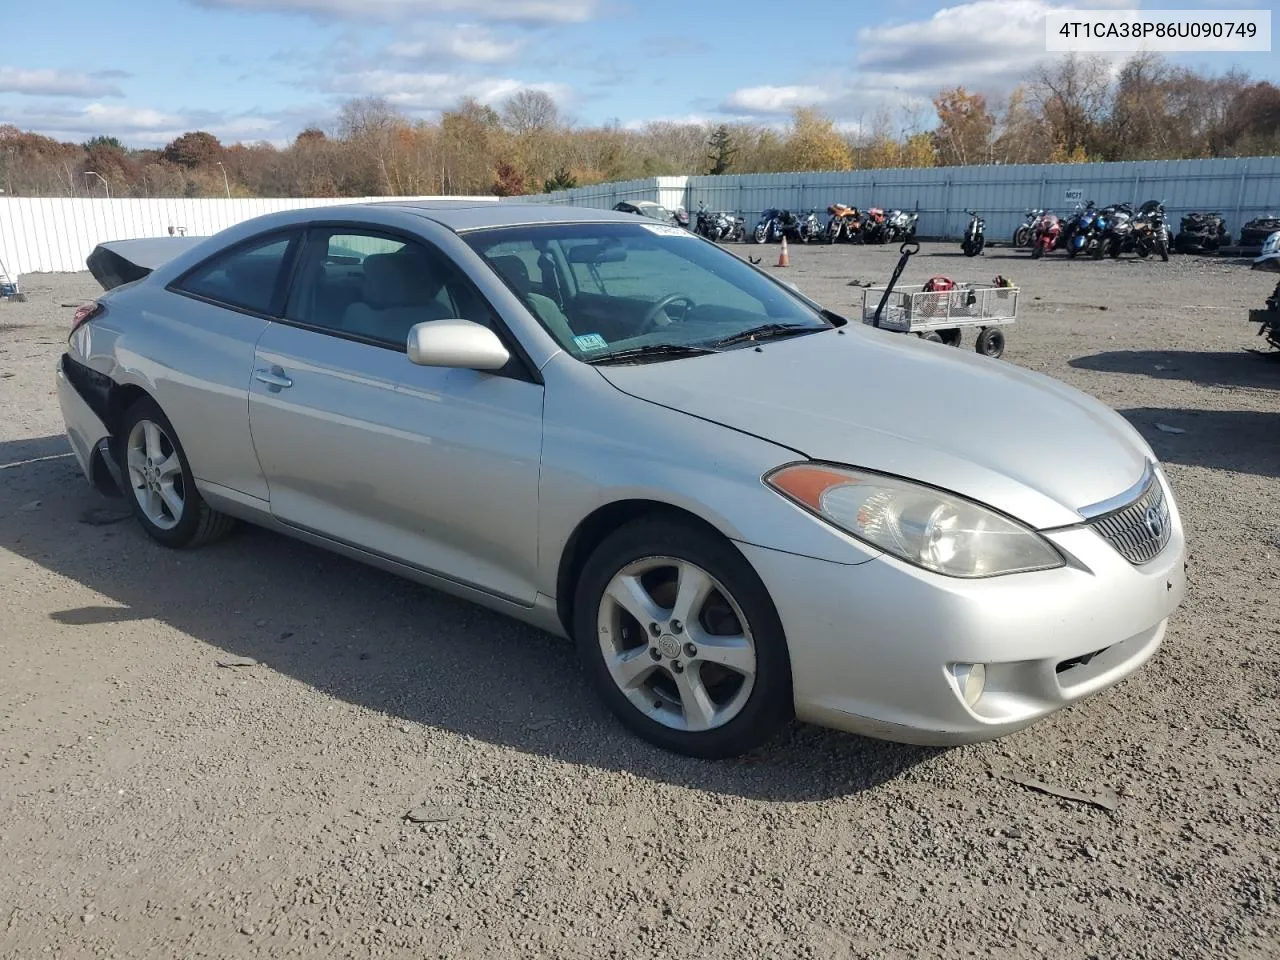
[574,519,792,758]
[598,557,757,733]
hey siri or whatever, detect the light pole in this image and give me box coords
[215,161,231,199]
[84,170,111,198]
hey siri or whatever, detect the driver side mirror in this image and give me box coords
[407,319,510,371]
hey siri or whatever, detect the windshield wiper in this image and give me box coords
[711,323,821,348]
[585,343,718,365]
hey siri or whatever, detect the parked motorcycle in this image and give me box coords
[695,202,745,242]
[1099,202,1135,259]
[1065,202,1103,258]
[861,207,888,244]
[961,210,985,257]
[884,209,919,243]
[1129,199,1170,261]
[673,206,691,230]
[1013,209,1045,248]
[1060,201,1095,255]
[752,208,800,243]
[825,203,863,243]
[1030,212,1061,259]
[795,209,824,243]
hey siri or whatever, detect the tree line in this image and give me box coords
[1,54,1277,200]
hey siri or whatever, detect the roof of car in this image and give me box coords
[367,199,643,232]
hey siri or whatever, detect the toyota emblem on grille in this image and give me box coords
[1143,505,1164,539]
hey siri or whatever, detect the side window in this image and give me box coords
[174,233,294,315]
[285,230,496,347]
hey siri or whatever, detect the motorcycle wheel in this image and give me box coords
[963,242,978,258]
[753,225,767,244]
[1031,244,1044,259]
[1158,239,1169,262]
[1014,226,1031,248]
[1091,240,1105,260]
[1067,244,1078,259]
[1135,243,1150,259]
[1108,239,1122,259]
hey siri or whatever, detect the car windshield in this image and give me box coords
[465,221,829,361]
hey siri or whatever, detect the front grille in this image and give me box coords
[1087,474,1172,565]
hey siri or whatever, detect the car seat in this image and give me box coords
[341,250,453,343]
[487,255,577,347]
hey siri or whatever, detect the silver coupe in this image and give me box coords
[57,201,1186,758]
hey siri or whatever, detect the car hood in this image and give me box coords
[596,327,1151,530]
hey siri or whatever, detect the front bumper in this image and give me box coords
[56,355,113,488]
[739,477,1187,746]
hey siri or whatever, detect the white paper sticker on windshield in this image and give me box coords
[639,223,692,237]
[573,333,608,352]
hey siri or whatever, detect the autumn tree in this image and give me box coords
[782,108,853,172]
[1033,54,1112,159]
[162,131,223,168]
[501,89,559,136]
[492,161,526,197]
[932,87,995,166]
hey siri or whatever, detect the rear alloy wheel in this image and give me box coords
[118,397,235,548]
[975,327,1006,358]
[574,519,792,758]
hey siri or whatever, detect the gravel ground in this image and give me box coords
[1,243,1278,960]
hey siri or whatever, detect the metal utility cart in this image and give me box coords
[0,252,25,302]
[859,241,1018,358]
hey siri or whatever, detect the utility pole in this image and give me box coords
[215,161,231,198]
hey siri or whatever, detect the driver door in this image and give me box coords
[247,227,545,604]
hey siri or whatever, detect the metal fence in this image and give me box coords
[522,157,1280,244]
[0,195,496,275]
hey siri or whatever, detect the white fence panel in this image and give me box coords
[0,195,496,275]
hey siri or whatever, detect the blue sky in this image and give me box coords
[1,0,1275,147]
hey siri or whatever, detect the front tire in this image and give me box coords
[573,518,793,759]
[117,397,235,548]
[1014,226,1031,248]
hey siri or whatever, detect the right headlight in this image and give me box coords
[765,463,1064,579]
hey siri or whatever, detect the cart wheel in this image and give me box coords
[938,328,963,347]
[920,331,944,344]
[975,327,1005,358]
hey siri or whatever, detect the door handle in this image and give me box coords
[254,367,293,390]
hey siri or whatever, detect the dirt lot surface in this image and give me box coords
[2,243,1278,959]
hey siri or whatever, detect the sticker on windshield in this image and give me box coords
[639,223,692,238]
[573,333,609,352]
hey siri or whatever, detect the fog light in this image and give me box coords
[952,663,986,707]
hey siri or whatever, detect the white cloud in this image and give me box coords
[325,70,571,115]
[386,24,525,64]
[10,101,303,147]
[0,66,123,98]
[193,0,597,24]
[855,0,1134,94]
[723,85,831,115]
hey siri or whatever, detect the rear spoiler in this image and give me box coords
[86,236,207,291]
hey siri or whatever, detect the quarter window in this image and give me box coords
[173,233,294,315]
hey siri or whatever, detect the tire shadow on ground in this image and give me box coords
[0,435,939,802]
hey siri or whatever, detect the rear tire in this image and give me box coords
[117,397,235,548]
[975,327,1006,358]
[573,518,793,759]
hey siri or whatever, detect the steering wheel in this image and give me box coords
[640,293,696,332]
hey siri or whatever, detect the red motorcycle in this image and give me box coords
[1031,213,1061,259]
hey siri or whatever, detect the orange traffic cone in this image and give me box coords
[776,235,790,267]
